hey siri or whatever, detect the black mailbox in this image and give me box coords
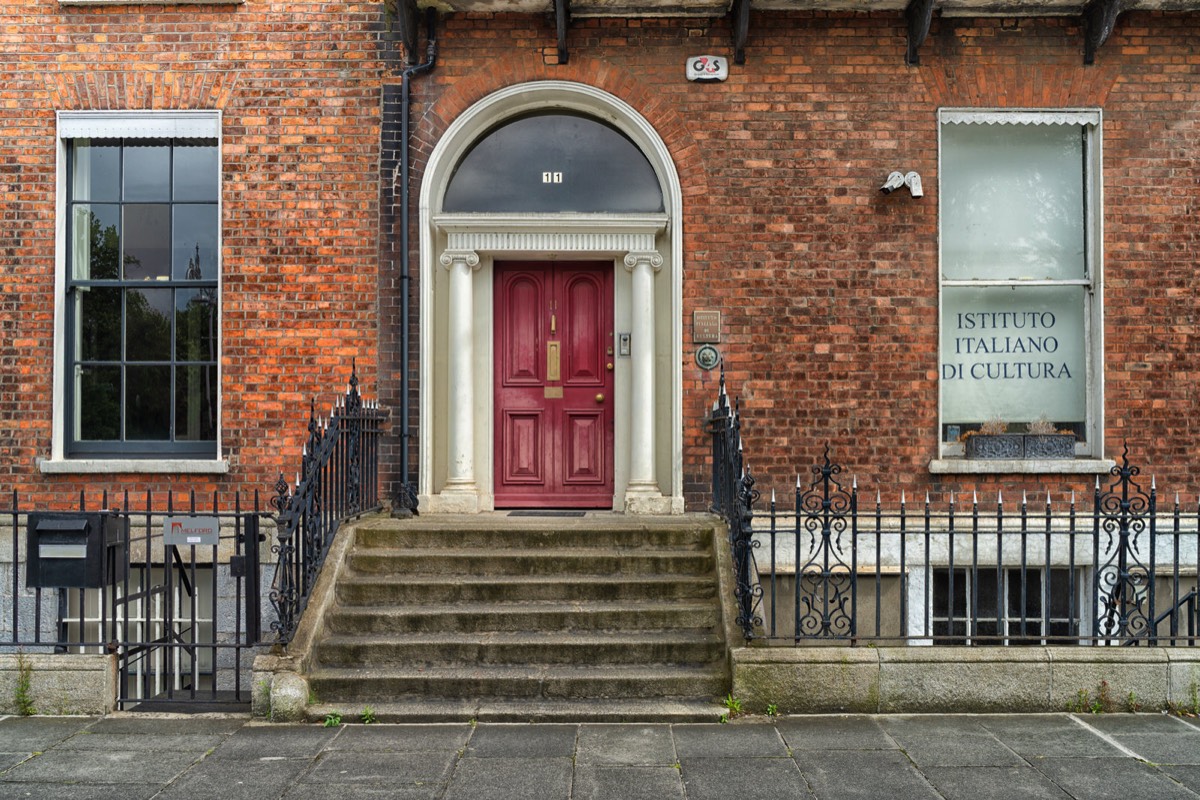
[26,513,128,589]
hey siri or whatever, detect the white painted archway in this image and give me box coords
[417,81,683,514]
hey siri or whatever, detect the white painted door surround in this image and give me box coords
[417,81,683,514]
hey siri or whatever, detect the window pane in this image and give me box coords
[173,205,219,280]
[172,143,219,202]
[71,140,120,203]
[71,204,121,280]
[122,204,171,280]
[77,365,121,440]
[976,568,999,617]
[942,123,1086,281]
[122,142,171,201]
[176,289,218,362]
[125,365,171,440]
[1047,569,1073,618]
[77,287,122,362]
[126,288,172,362]
[176,365,216,442]
[942,285,1086,433]
[1008,569,1042,620]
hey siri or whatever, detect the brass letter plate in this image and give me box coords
[547,341,561,381]
[544,386,563,399]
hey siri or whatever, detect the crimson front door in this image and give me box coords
[494,261,615,508]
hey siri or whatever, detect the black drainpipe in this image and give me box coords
[395,9,438,516]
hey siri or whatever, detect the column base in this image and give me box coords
[623,483,677,515]
[421,485,482,514]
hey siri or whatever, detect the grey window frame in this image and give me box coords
[57,113,221,460]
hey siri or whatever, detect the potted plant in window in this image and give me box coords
[1022,415,1076,459]
[962,418,1024,459]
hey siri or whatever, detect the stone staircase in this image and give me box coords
[304,515,731,722]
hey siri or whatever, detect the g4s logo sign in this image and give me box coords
[686,55,728,82]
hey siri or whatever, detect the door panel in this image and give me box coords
[495,261,614,507]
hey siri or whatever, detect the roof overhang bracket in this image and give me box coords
[1083,0,1123,65]
[556,0,571,64]
[392,0,420,65]
[905,0,935,66]
[731,0,751,65]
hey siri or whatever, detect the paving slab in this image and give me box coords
[0,745,201,785]
[1071,713,1191,734]
[327,723,471,752]
[89,716,246,735]
[573,764,685,800]
[0,716,94,752]
[923,765,1074,800]
[978,715,1126,759]
[300,750,459,786]
[793,749,943,800]
[283,782,444,800]
[0,751,30,771]
[444,756,572,800]
[1033,757,1200,800]
[879,716,1024,767]
[154,756,312,800]
[576,723,677,765]
[1106,732,1200,765]
[53,730,229,752]
[0,782,160,800]
[680,756,814,800]
[1159,765,1200,793]
[466,724,577,758]
[776,715,897,752]
[207,724,341,760]
[672,723,790,759]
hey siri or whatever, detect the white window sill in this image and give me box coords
[39,458,229,475]
[929,458,1116,476]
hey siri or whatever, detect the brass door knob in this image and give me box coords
[606,362,614,371]
[595,393,605,403]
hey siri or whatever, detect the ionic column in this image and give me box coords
[623,250,666,511]
[439,249,481,494]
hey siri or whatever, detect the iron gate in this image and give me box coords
[4,490,270,710]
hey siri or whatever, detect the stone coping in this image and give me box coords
[733,645,1200,714]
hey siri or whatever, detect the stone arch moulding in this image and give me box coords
[417,81,684,515]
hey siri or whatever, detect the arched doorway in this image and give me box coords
[417,81,683,514]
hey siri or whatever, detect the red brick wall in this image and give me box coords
[399,11,1200,507]
[0,0,392,508]
[2,3,1197,511]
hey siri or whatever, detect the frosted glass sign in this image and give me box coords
[942,286,1086,427]
[942,123,1086,282]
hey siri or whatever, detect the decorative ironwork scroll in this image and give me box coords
[795,446,856,639]
[1093,444,1155,643]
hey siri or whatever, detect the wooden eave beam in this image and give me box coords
[556,0,571,64]
[393,0,420,65]
[731,0,751,65]
[1083,0,1124,64]
[906,0,935,65]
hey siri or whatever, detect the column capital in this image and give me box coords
[439,249,481,270]
[623,251,664,273]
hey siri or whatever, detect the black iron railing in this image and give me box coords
[710,375,1200,647]
[1,489,269,709]
[269,362,387,644]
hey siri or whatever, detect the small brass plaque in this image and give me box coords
[544,386,564,399]
[693,310,721,343]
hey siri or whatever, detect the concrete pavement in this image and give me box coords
[1,712,1199,799]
